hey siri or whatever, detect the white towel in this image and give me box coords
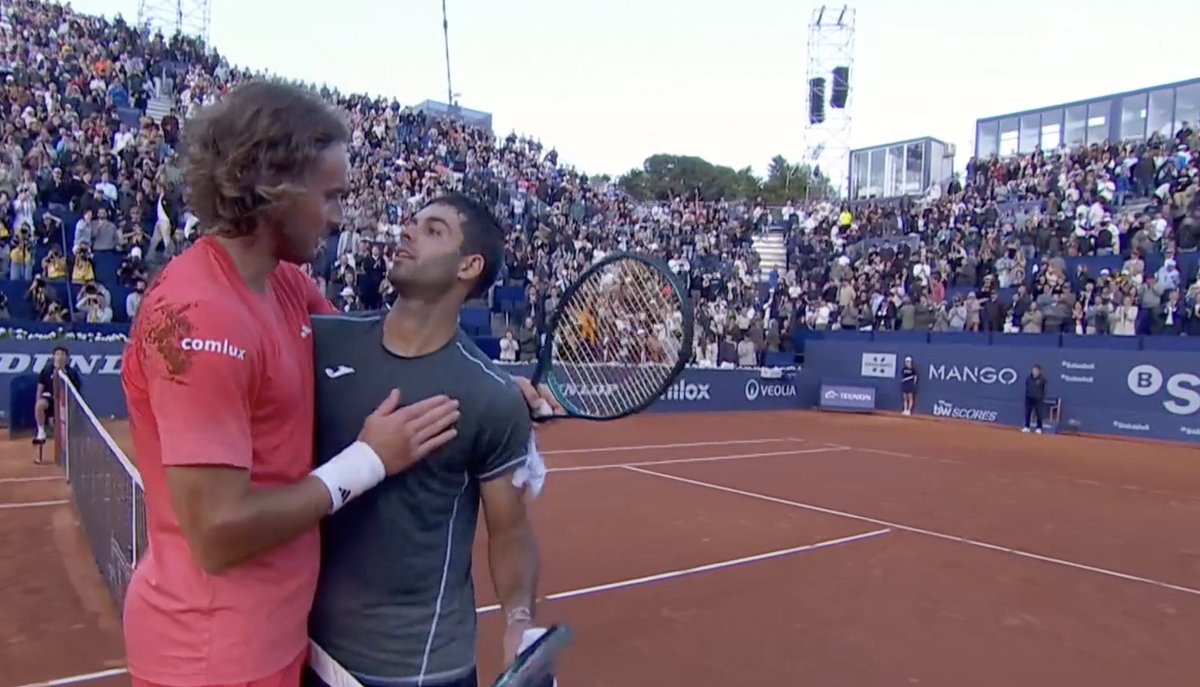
[511,432,547,499]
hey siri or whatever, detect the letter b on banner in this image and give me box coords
[1127,365,1162,396]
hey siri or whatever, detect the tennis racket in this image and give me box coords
[527,252,694,421]
[491,625,573,687]
[309,627,570,687]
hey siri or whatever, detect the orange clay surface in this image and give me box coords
[2,410,1199,687]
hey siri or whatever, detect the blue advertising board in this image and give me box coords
[800,340,1200,445]
[503,364,800,413]
[0,342,801,426]
[0,340,127,422]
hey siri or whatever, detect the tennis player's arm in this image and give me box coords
[146,302,335,575]
[478,397,541,617]
[481,476,540,616]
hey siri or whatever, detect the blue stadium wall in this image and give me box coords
[4,336,1197,446]
[0,343,799,424]
[797,335,1200,445]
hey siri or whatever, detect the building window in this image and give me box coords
[1086,101,1109,144]
[851,151,869,199]
[998,117,1019,156]
[868,149,885,198]
[1018,114,1040,153]
[976,120,998,158]
[1038,110,1062,150]
[1175,82,1200,136]
[1119,93,1147,141]
[1148,89,1175,140]
[1064,106,1087,147]
[886,145,904,197]
[905,142,923,193]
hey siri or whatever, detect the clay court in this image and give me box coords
[2,410,1199,687]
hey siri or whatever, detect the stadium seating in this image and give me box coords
[0,0,1197,365]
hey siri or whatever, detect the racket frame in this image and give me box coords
[529,251,694,422]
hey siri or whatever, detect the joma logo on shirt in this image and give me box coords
[180,337,247,360]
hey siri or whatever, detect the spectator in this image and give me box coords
[516,317,539,362]
[1,0,1197,348]
[127,279,146,320]
[42,246,67,281]
[72,246,96,284]
[736,336,756,367]
[1113,295,1139,335]
[1021,302,1043,333]
[499,330,518,362]
[75,282,113,324]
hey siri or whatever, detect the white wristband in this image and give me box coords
[311,441,386,514]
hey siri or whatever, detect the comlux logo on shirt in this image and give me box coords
[180,338,247,361]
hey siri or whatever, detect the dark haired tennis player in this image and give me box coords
[121,81,555,687]
[308,194,555,687]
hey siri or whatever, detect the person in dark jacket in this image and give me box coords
[900,356,918,416]
[1022,364,1047,434]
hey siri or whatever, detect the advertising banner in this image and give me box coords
[504,364,800,413]
[802,340,1200,445]
[0,343,801,426]
[819,384,877,412]
[0,340,127,423]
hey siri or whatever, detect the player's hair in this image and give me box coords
[422,193,505,299]
[182,79,350,239]
[53,345,68,355]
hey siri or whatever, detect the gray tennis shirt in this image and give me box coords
[309,312,534,686]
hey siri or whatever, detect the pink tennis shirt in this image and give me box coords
[121,237,335,686]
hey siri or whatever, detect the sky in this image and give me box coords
[65,0,1200,182]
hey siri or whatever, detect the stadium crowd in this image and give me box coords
[0,0,1198,367]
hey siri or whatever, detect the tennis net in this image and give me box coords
[56,369,145,613]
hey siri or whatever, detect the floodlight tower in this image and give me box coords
[804,5,855,197]
[137,0,211,46]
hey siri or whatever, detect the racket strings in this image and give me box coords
[551,258,687,417]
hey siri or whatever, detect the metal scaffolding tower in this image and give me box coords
[137,0,211,45]
[805,5,856,196]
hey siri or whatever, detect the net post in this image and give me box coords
[53,369,67,471]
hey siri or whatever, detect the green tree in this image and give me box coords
[619,154,761,201]
[759,154,828,204]
[618,153,836,203]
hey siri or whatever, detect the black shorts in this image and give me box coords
[900,382,916,394]
[40,392,54,416]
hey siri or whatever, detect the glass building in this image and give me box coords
[848,137,955,200]
[974,77,1200,159]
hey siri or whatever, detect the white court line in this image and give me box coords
[624,466,1200,599]
[21,526,888,687]
[7,667,127,687]
[543,437,800,455]
[0,475,61,484]
[549,446,846,473]
[815,440,1197,498]
[475,527,892,614]
[0,499,68,511]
